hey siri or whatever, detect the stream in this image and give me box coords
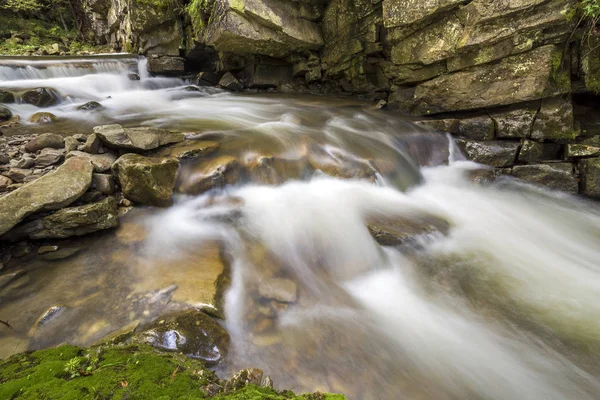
[1,56,600,400]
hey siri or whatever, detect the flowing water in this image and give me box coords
[1,56,600,400]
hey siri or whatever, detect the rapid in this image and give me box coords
[1,56,600,400]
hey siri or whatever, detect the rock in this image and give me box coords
[218,72,243,92]
[456,139,520,167]
[412,46,567,115]
[25,133,64,153]
[258,278,298,303]
[22,88,59,107]
[93,124,185,151]
[178,156,241,195]
[91,173,116,195]
[7,197,119,240]
[15,157,34,169]
[66,151,116,172]
[383,0,464,28]
[225,369,264,392]
[33,305,67,328]
[38,245,59,254]
[147,56,185,76]
[28,112,57,124]
[133,310,230,366]
[194,71,220,86]
[511,163,578,194]
[530,97,577,142]
[203,0,323,58]
[78,101,104,111]
[34,149,64,167]
[0,105,12,121]
[491,108,537,139]
[566,144,600,158]
[82,133,101,154]
[112,154,179,207]
[518,140,562,163]
[64,136,79,152]
[458,116,495,141]
[128,73,141,81]
[40,246,81,261]
[367,214,450,246]
[0,90,15,103]
[0,175,12,190]
[0,154,9,164]
[580,158,600,199]
[307,144,377,181]
[414,119,459,134]
[0,157,93,236]
[72,134,88,142]
[153,140,220,160]
[3,168,32,183]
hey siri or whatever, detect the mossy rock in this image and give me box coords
[0,344,347,400]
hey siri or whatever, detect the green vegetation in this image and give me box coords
[186,0,215,30]
[0,344,346,400]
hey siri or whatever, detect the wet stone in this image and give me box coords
[512,163,578,194]
[33,305,66,328]
[133,310,230,366]
[40,246,81,261]
[28,112,58,124]
[22,87,59,107]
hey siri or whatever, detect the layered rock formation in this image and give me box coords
[81,0,600,196]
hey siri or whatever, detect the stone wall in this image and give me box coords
[83,0,600,198]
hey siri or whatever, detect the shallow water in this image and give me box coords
[1,57,600,399]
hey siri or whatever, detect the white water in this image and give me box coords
[2,57,600,399]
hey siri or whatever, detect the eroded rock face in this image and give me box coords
[456,139,520,167]
[94,124,185,151]
[0,157,93,236]
[202,0,324,58]
[112,154,179,207]
[134,310,230,365]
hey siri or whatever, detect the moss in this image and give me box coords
[0,345,347,400]
[549,50,571,94]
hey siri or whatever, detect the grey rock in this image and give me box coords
[458,116,495,141]
[22,87,59,107]
[34,149,64,167]
[219,72,244,92]
[4,168,33,182]
[580,158,600,199]
[64,137,80,152]
[25,133,64,153]
[82,133,101,154]
[456,139,520,167]
[512,163,578,194]
[531,97,577,142]
[0,157,93,236]
[492,108,537,139]
[66,151,116,172]
[93,124,185,151]
[92,173,117,195]
[518,140,562,164]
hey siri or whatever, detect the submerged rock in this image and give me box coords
[94,124,185,151]
[134,311,230,366]
[112,154,179,207]
[259,278,298,303]
[367,214,450,246]
[22,87,59,107]
[153,140,220,160]
[178,156,241,195]
[0,157,93,236]
[24,133,64,153]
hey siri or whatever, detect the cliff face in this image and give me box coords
[83,0,600,197]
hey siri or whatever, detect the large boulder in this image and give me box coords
[21,88,59,107]
[6,197,119,240]
[112,154,179,207]
[133,310,230,366]
[0,90,15,103]
[511,163,578,193]
[410,45,567,115]
[93,124,185,152]
[0,157,93,236]
[201,0,324,58]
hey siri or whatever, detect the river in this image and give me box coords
[1,56,600,400]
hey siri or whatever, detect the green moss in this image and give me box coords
[0,345,347,400]
[186,0,215,30]
[549,51,571,93]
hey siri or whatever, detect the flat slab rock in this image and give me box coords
[0,157,93,236]
[93,124,185,151]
